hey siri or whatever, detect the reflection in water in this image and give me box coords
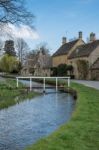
[0,81,75,150]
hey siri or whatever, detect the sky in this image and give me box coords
[2,0,99,54]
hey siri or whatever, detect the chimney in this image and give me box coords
[62,37,67,45]
[79,31,82,40]
[90,32,96,42]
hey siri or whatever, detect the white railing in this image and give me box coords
[16,76,70,92]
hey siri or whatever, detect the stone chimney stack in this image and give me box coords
[62,37,67,45]
[79,31,82,40]
[90,33,96,42]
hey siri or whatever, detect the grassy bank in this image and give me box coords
[0,79,39,109]
[26,82,99,150]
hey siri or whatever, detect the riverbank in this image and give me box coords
[26,82,99,150]
[0,79,40,109]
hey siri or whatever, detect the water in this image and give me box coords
[0,80,75,150]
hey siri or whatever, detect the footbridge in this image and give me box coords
[16,77,70,92]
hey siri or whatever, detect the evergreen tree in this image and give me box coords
[4,40,16,56]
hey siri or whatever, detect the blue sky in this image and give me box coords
[26,0,99,54]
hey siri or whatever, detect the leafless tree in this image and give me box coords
[0,0,34,26]
[36,42,50,55]
[0,39,3,56]
[15,38,30,65]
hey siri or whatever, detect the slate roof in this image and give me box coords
[69,40,99,59]
[91,58,99,69]
[52,39,79,57]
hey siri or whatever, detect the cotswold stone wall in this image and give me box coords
[52,55,68,67]
[89,46,99,65]
[91,70,99,80]
[68,57,89,79]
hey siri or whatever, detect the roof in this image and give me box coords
[91,58,99,70]
[52,39,79,57]
[69,40,99,59]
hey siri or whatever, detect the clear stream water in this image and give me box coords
[0,80,75,150]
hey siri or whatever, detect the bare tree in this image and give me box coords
[15,38,30,65]
[0,0,34,26]
[0,39,3,56]
[36,42,50,55]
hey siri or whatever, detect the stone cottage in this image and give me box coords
[21,48,52,76]
[68,33,99,79]
[34,50,52,76]
[52,32,85,67]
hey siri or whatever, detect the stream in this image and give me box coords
[0,80,75,150]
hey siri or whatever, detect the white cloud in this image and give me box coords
[0,23,39,40]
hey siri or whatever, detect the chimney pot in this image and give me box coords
[79,31,82,40]
[62,37,67,45]
[90,32,96,42]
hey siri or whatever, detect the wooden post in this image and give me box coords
[43,78,46,93]
[30,78,32,91]
[17,78,19,88]
[56,78,58,92]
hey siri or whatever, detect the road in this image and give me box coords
[72,80,99,90]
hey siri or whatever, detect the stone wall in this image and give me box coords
[90,70,99,80]
[89,46,99,66]
[52,55,68,67]
[34,68,51,77]
[68,57,88,79]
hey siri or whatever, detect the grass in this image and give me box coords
[0,79,40,109]
[26,82,99,150]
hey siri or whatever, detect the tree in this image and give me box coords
[0,54,19,73]
[0,0,34,26]
[15,38,30,65]
[36,42,50,55]
[57,64,67,76]
[51,64,74,77]
[67,65,74,75]
[4,40,16,56]
[0,39,3,56]
[51,67,57,76]
[77,60,89,79]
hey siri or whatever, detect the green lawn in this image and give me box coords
[26,82,99,150]
[0,79,39,109]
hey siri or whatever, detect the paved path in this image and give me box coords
[72,80,99,90]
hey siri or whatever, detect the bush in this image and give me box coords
[57,64,67,76]
[0,54,20,74]
[51,67,57,76]
[51,64,74,77]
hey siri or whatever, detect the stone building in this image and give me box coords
[52,32,84,67]
[21,48,52,76]
[90,58,99,80]
[52,32,99,80]
[34,50,52,76]
[68,33,99,79]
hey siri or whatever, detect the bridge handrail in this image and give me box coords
[16,76,70,79]
[16,76,71,92]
